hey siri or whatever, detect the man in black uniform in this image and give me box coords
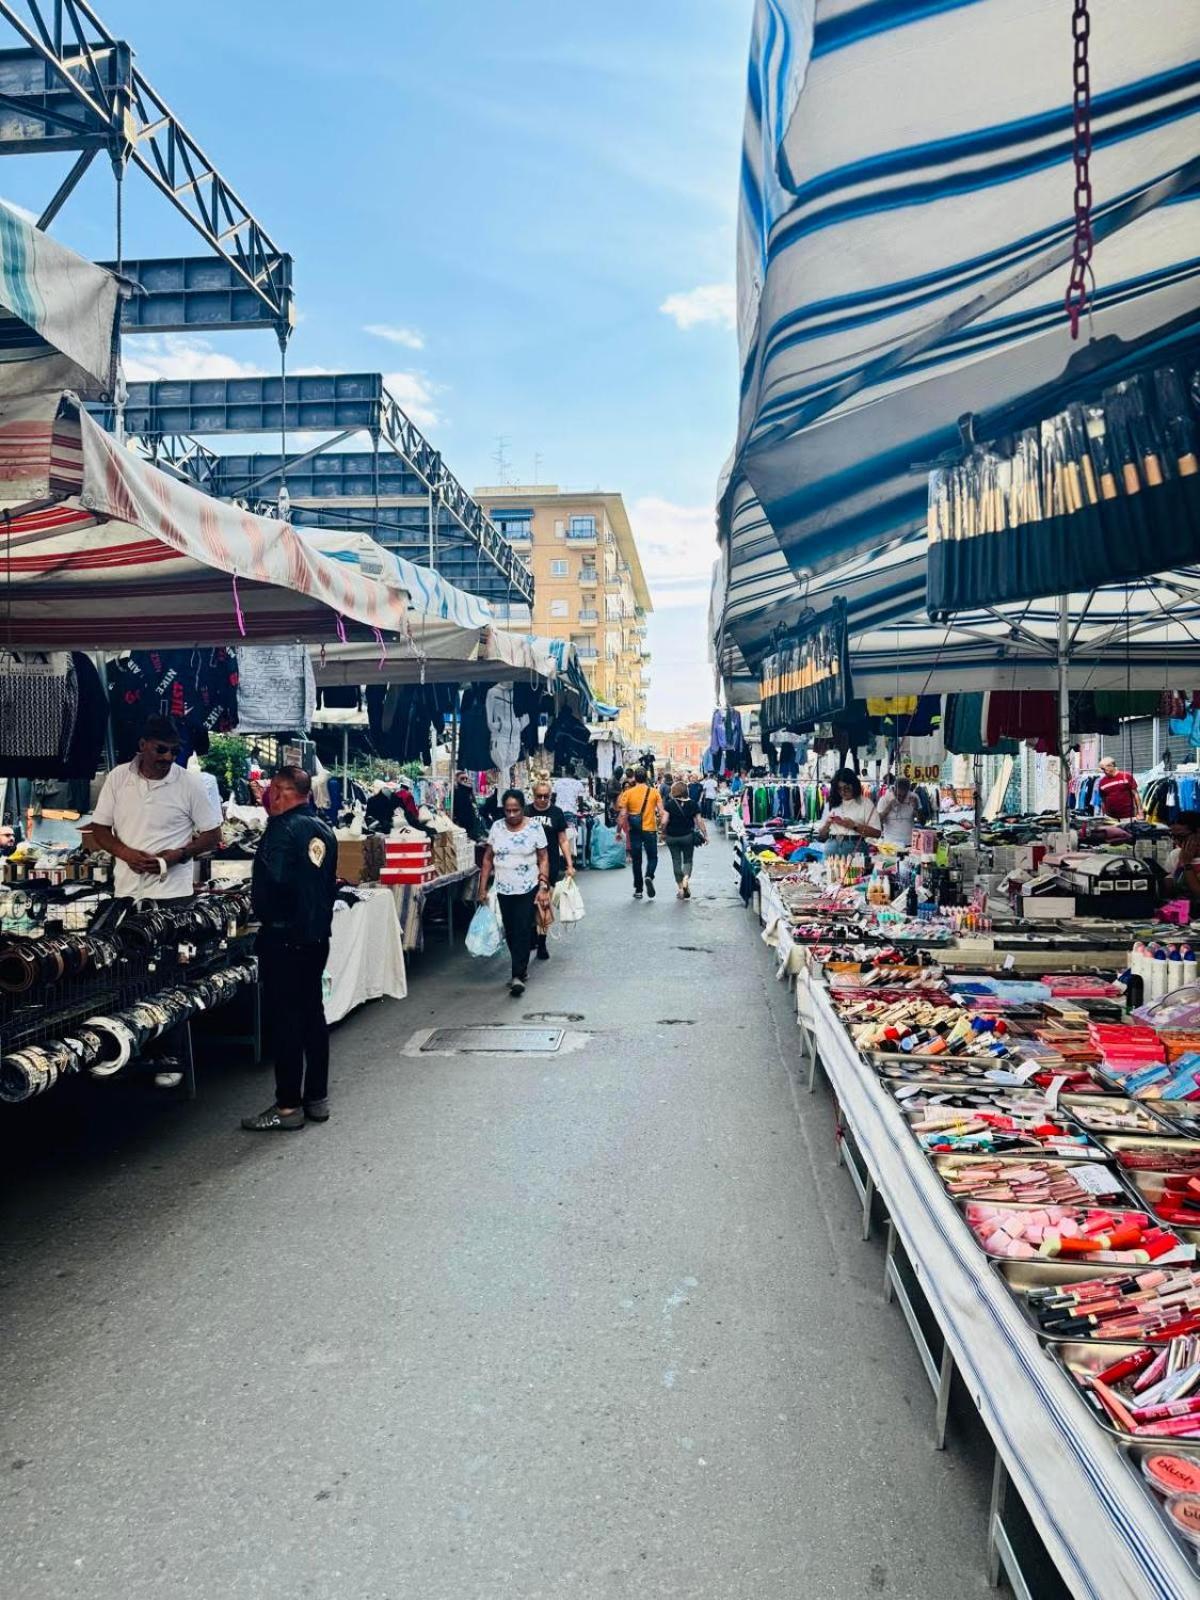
[242,767,338,1132]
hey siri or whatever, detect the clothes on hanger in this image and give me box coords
[109,648,239,761]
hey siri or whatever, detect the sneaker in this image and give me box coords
[510,977,526,996]
[304,1099,330,1123]
[536,945,550,961]
[154,1070,184,1089]
[241,1104,304,1132]
[633,889,643,899]
[646,879,656,899]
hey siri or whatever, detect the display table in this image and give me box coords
[325,887,407,1023]
[388,867,479,954]
[808,979,1194,1600]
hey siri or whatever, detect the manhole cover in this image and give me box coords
[420,1026,564,1054]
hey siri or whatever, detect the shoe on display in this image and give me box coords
[304,1099,330,1123]
[510,977,526,996]
[646,879,656,899]
[241,1104,304,1132]
[153,1070,184,1089]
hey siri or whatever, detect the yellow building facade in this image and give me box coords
[474,486,652,745]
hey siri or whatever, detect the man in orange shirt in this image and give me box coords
[617,767,663,900]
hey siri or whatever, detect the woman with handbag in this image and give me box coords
[661,780,706,900]
[478,789,551,996]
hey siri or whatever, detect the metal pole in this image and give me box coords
[341,726,349,797]
[1057,594,1071,835]
[428,483,436,569]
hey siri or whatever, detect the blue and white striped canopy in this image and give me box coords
[716,0,1200,705]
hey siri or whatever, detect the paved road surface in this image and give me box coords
[2,837,992,1599]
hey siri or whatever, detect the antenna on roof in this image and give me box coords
[493,435,512,485]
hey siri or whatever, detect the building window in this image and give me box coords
[568,515,596,539]
[549,559,568,577]
[549,599,568,618]
[493,510,532,541]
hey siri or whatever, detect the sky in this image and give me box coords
[0,0,750,728]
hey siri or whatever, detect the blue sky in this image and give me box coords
[0,0,749,727]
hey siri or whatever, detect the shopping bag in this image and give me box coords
[552,877,585,924]
[465,898,504,958]
[589,822,627,870]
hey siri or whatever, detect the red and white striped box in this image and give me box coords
[381,838,434,885]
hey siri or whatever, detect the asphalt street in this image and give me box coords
[1,837,995,1600]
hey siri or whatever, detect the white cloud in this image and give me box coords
[383,370,441,429]
[365,322,425,351]
[659,283,736,332]
[121,335,267,384]
[629,495,717,609]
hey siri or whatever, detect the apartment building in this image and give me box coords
[474,485,652,745]
[647,723,711,773]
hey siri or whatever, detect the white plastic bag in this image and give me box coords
[552,876,585,925]
[465,895,504,958]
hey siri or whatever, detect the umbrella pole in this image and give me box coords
[1057,594,1070,835]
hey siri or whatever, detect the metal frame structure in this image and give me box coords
[116,375,534,604]
[0,0,293,339]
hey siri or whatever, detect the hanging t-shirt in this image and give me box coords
[487,818,548,895]
[236,645,315,734]
[552,776,586,815]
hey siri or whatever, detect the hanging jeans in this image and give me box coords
[259,933,330,1108]
[627,824,658,892]
[498,888,537,981]
[665,837,695,885]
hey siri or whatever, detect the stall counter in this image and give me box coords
[809,979,1195,1600]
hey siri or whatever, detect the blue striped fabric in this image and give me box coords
[718,0,1200,674]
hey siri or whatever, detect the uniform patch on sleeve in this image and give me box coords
[308,837,327,867]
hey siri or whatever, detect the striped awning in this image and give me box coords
[0,197,119,400]
[0,401,409,649]
[722,0,1200,621]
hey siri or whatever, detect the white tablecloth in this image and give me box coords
[810,981,1194,1600]
[325,887,407,1024]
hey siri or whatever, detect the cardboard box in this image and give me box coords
[337,838,367,884]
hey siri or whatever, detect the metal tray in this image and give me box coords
[1097,1133,1200,1165]
[901,1094,1102,1157]
[932,1151,1136,1211]
[1061,1093,1175,1137]
[994,1255,1200,1337]
[1050,1340,1200,1452]
[962,1199,1173,1265]
[1117,1440,1200,1571]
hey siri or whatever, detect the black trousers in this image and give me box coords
[498,889,537,980]
[259,934,330,1107]
[665,837,695,883]
[628,827,658,891]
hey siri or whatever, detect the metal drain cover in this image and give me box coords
[420,1026,564,1054]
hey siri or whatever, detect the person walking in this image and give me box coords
[700,773,718,820]
[816,768,882,861]
[1098,755,1143,821]
[529,776,574,963]
[242,767,338,1132]
[90,714,222,1089]
[661,780,706,898]
[617,767,662,900]
[478,789,551,996]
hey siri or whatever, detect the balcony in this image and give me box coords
[574,646,599,661]
[579,566,598,586]
[578,608,599,623]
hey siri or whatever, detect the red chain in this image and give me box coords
[1064,0,1094,338]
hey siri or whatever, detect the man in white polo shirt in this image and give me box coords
[91,715,222,902]
[90,715,222,1087]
